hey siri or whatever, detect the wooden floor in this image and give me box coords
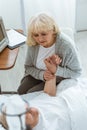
[0,31,87,92]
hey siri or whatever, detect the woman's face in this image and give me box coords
[25,107,39,128]
[32,30,55,48]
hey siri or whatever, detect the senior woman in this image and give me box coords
[18,13,82,94]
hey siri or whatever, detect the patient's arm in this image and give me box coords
[44,75,56,96]
[44,55,61,96]
[43,57,57,96]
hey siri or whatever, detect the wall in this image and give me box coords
[24,0,76,33]
[0,0,76,32]
[1,0,87,32]
[0,0,22,29]
[75,0,87,31]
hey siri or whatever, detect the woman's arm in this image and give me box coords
[55,34,82,79]
[55,45,82,78]
[24,46,45,81]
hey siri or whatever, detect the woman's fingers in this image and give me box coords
[44,70,54,80]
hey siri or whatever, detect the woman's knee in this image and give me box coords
[17,76,31,94]
[17,76,42,94]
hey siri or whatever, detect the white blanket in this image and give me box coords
[22,78,87,130]
[1,78,87,130]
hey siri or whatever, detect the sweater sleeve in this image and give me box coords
[55,44,82,78]
[24,46,44,81]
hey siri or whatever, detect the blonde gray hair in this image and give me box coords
[26,13,60,46]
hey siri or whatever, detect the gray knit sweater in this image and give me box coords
[24,33,82,81]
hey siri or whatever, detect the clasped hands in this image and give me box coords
[44,54,62,81]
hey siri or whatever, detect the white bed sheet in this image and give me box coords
[1,78,87,130]
[22,78,87,130]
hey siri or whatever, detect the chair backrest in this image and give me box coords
[60,27,74,40]
[60,27,75,47]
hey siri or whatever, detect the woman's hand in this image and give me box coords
[43,70,54,81]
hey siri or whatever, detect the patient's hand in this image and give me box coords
[51,54,62,65]
[44,59,57,74]
[44,54,62,74]
[45,54,62,66]
[26,107,39,128]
